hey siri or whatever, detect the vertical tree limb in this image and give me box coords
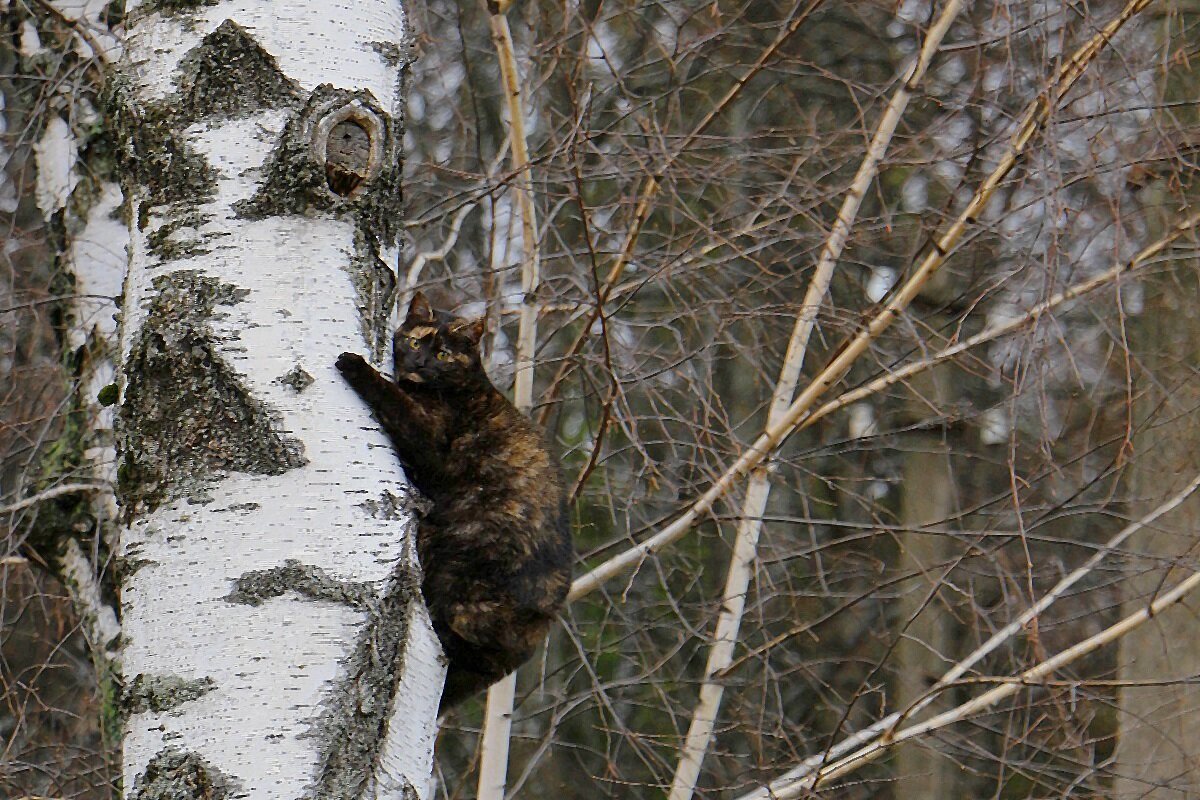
[478,3,542,798]
[665,4,964,798]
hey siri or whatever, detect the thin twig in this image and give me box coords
[403,202,476,298]
[735,560,1200,799]
[402,139,511,312]
[28,0,113,71]
[790,212,1200,439]
[0,483,108,516]
[725,469,1200,800]
[536,0,828,425]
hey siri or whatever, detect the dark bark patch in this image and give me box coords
[224,559,374,610]
[366,40,416,70]
[175,20,303,124]
[123,673,216,716]
[234,84,405,248]
[278,365,314,392]
[130,748,236,800]
[143,0,219,14]
[304,559,422,800]
[117,271,306,519]
[358,488,428,521]
[145,206,224,263]
[348,228,396,361]
[103,75,218,207]
[113,553,158,581]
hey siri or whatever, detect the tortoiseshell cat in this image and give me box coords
[336,293,572,710]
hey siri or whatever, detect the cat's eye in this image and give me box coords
[406,338,420,350]
[435,350,452,361]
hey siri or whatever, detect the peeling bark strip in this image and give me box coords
[123,674,216,716]
[306,561,422,800]
[131,749,236,800]
[225,559,374,609]
[117,270,306,518]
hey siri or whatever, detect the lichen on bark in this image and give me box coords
[234,84,405,247]
[103,75,217,207]
[130,748,237,800]
[305,559,423,800]
[141,0,219,16]
[145,206,222,263]
[350,228,397,361]
[224,560,374,609]
[278,364,315,392]
[123,673,216,716]
[117,270,306,519]
[105,18,303,211]
[220,553,426,800]
[358,488,428,521]
[174,19,303,124]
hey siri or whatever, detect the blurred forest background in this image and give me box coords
[3,0,1200,798]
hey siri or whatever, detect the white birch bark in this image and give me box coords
[29,4,125,716]
[110,2,442,799]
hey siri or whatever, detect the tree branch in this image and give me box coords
[568,0,1156,602]
[478,5,543,798]
[665,4,965,797]
[0,483,108,516]
[735,545,1200,799]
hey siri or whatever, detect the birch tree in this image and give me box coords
[107,1,443,797]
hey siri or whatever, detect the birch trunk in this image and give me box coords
[109,3,442,798]
[9,0,127,752]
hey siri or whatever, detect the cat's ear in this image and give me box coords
[463,317,486,345]
[407,292,434,323]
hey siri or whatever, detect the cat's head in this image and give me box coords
[392,292,486,389]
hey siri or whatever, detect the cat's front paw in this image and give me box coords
[335,352,368,375]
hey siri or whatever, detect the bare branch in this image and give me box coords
[735,554,1200,799]
[568,0,1156,602]
[478,5,543,797]
[665,4,965,797]
[728,469,1200,798]
[0,483,108,516]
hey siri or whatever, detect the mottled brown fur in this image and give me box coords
[335,293,572,710]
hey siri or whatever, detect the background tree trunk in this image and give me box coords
[1114,213,1200,798]
[893,435,960,797]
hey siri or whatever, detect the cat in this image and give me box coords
[335,292,572,711]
